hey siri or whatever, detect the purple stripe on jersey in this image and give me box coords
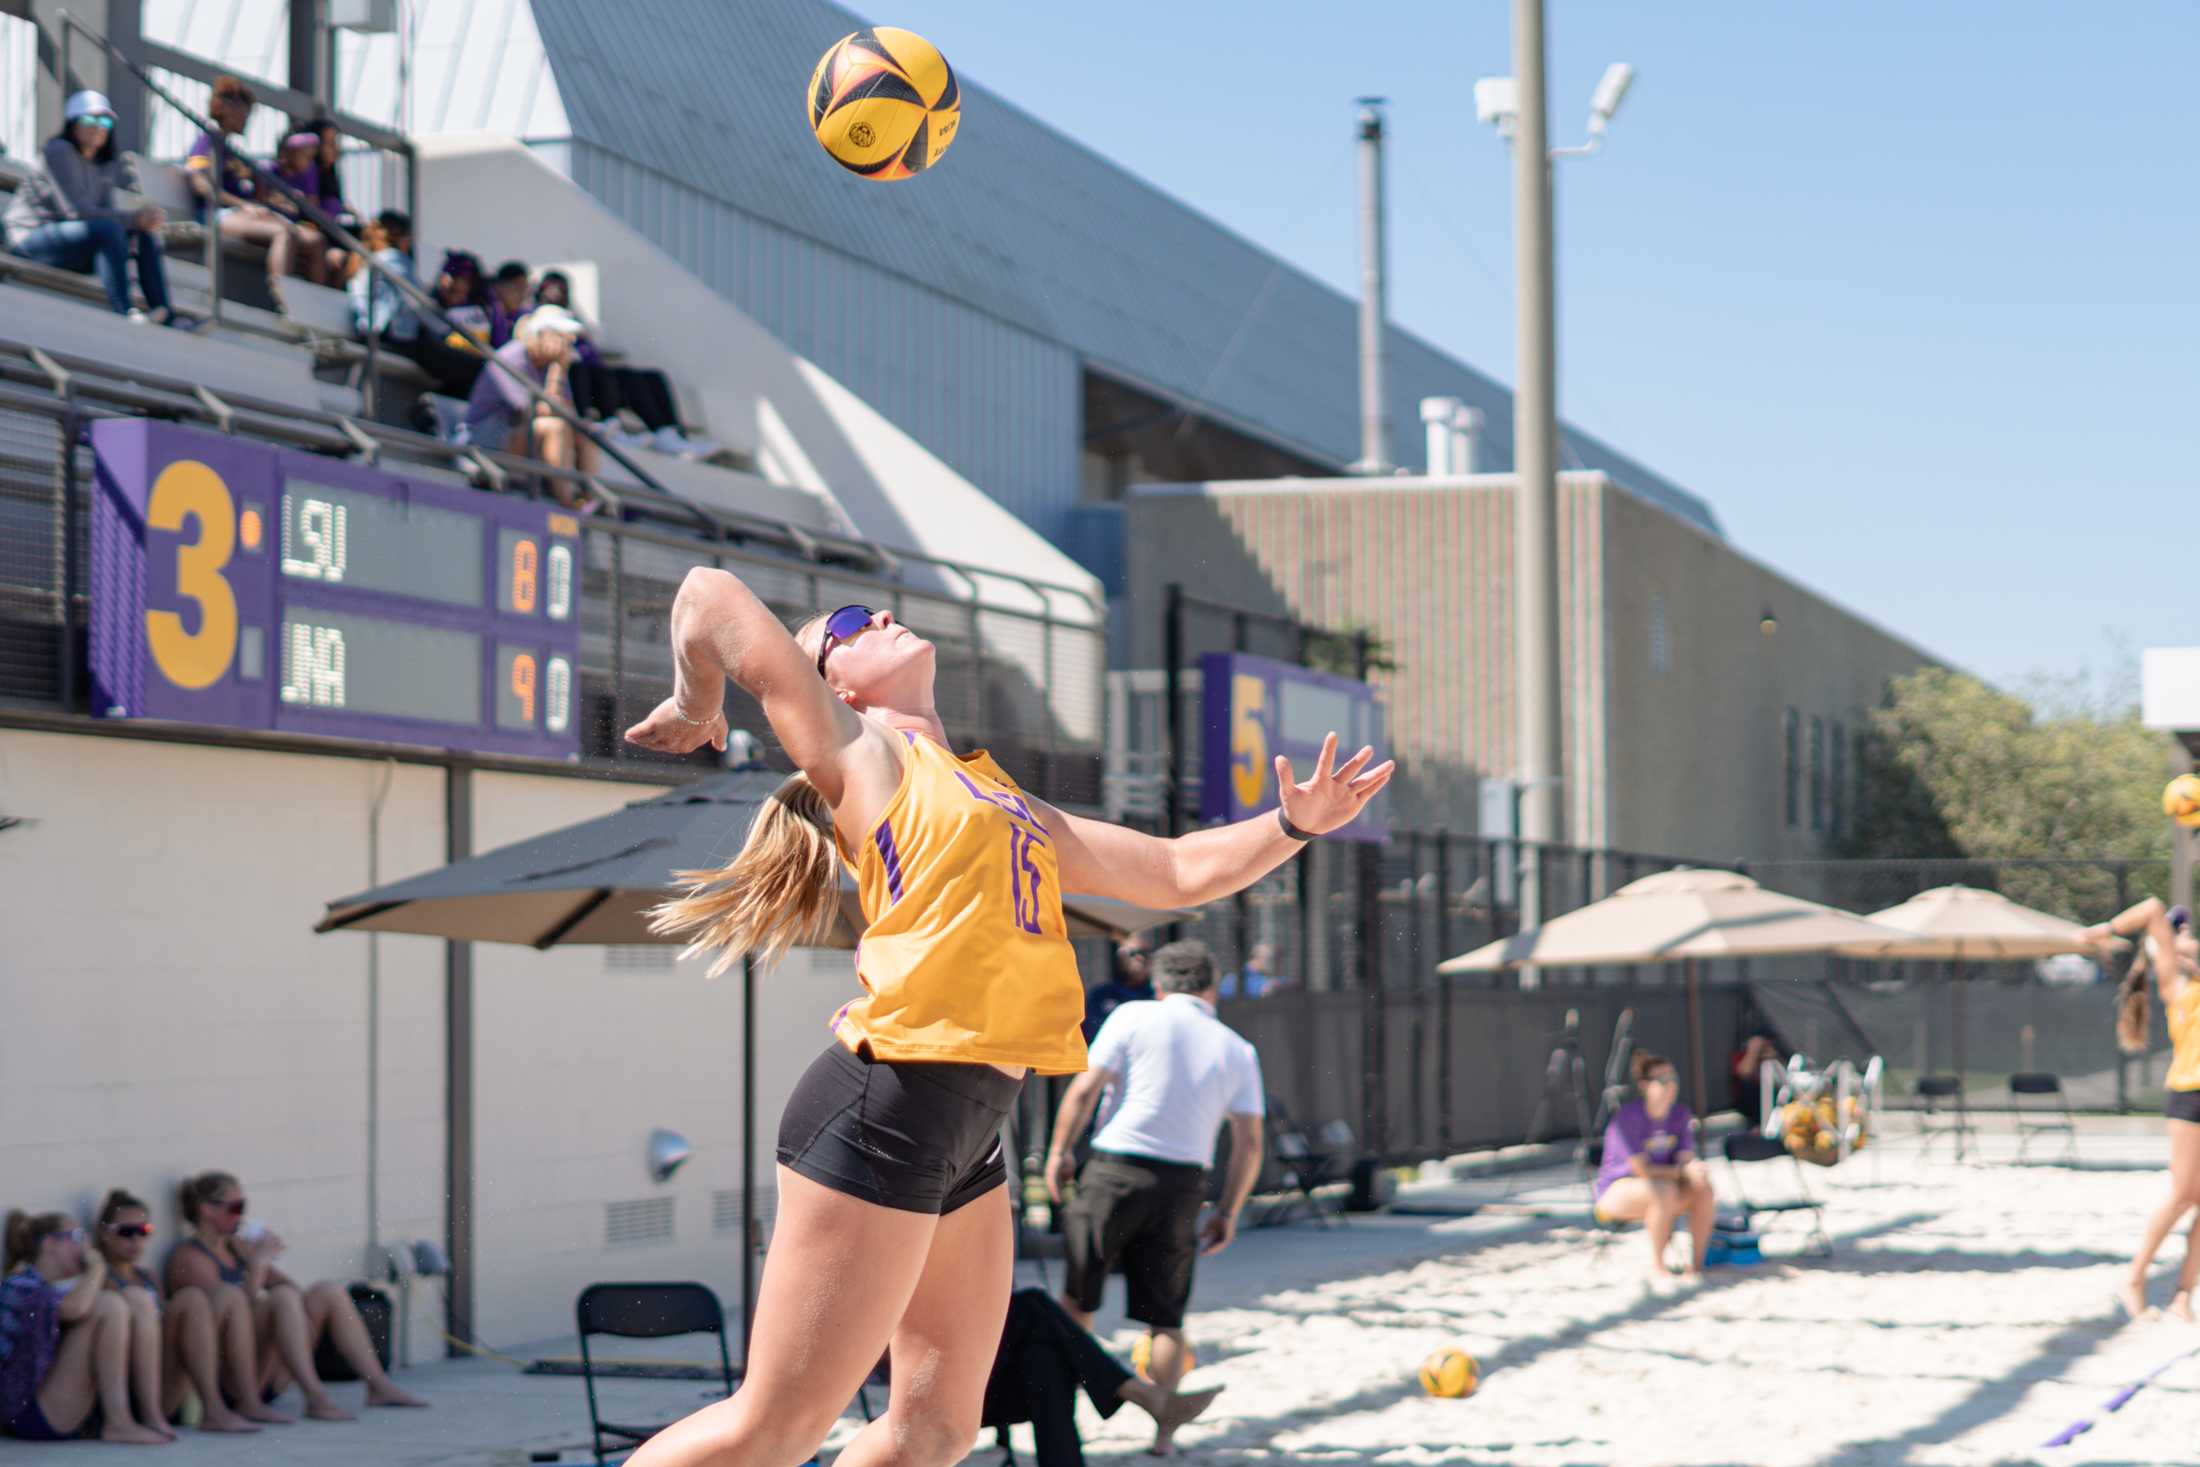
[873,820,906,903]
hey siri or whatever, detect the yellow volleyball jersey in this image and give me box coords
[831,730,1088,1075]
[2168,982,2200,1093]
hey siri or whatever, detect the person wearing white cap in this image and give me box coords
[3,91,191,326]
[458,303,597,508]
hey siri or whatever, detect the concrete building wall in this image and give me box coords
[0,731,450,1364]
[1599,487,1931,864]
[1124,474,1935,863]
[1125,474,1610,839]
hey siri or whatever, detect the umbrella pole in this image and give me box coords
[741,953,757,1374]
[1685,959,1708,1124]
[1953,959,1968,1162]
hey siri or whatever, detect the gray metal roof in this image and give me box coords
[526,0,1721,537]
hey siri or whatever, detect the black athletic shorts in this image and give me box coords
[1060,1151,1209,1329]
[2167,1089,2200,1124]
[777,1042,1022,1215]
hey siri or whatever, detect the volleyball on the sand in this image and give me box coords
[1419,1346,1480,1398]
[2164,773,2200,828]
[807,27,961,179]
[1131,1333,1195,1381]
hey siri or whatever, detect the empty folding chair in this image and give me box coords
[575,1282,735,1465]
[1912,1074,1976,1161]
[2010,1072,2077,1164]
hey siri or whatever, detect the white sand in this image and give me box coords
[1016,1117,2199,1467]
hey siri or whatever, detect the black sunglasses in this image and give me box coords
[815,605,876,674]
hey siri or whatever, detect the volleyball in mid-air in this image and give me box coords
[1131,1333,1195,1381]
[2165,774,2200,829]
[807,27,960,179]
[1418,1346,1479,1398]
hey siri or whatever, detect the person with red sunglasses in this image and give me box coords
[94,1189,274,1434]
[166,1172,424,1419]
[620,581,1392,1467]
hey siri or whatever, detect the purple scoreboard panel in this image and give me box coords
[89,419,582,758]
[1198,651,1389,841]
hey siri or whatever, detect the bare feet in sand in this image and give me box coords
[1119,1377,1225,1457]
[2168,1290,2195,1324]
[366,1381,429,1408]
[303,1392,355,1422]
[99,1420,171,1446]
[2115,1279,2154,1321]
[240,1400,294,1425]
[196,1407,261,1433]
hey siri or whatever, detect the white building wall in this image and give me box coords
[0,731,451,1365]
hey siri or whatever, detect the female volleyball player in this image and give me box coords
[2082,896,2200,1321]
[622,572,1391,1467]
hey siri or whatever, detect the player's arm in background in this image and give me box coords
[2088,897,2186,1006]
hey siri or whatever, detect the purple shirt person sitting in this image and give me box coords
[1591,1052,1719,1286]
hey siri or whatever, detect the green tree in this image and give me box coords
[1843,666,2173,919]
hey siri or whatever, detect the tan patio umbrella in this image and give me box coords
[1836,885,2108,1156]
[1437,868,1909,1117]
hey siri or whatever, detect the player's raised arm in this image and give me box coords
[624,567,866,800]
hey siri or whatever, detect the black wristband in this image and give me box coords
[1277,807,1314,842]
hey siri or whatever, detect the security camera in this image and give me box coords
[1474,77,1519,131]
[1588,62,1635,132]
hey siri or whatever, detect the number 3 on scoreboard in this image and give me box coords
[145,461,238,690]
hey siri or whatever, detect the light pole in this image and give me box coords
[1478,11,1634,928]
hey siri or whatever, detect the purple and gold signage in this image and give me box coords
[89,419,581,758]
[1198,651,1388,841]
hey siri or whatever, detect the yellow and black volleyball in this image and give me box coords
[2166,774,2200,829]
[1130,1333,1195,1381]
[1418,1347,1479,1399]
[807,27,960,180]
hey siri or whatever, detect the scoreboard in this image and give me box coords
[89,419,582,758]
[1198,651,1388,841]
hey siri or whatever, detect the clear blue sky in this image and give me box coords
[881,0,2196,694]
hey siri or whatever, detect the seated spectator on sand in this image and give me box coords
[265,131,347,284]
[462,304,597,509]
[166,1172,424,1420]
[1594,1051,1716,1289]
[96,1190,279,1434]
[184,75,320,311]
[532,271,716,457]
[1730,1031,1783,1129]
[487,259,532,349]
[4,90,190,327]
[982,1288,1220,1467]
[1,1208,172,1444]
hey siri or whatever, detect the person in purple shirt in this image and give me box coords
[183,74,320,311]
[1,1209,170,1444]
[1594,1050,1717,1286]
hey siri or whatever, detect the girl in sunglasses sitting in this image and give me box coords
[620,582,1393,1467]
[1,1208,172,1444]
[96,1189,277,1434]
[165,1172,424,1420]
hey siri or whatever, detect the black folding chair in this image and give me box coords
[1723,1134,1832,1258]
[2010,1072,2077,1163]
[1912,1074,1976,1161]
[575,1283,735,1465]
[1253,1100,1348,1229]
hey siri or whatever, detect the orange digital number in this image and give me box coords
[510,538,538,614]
[510,652,537,724]
[144,460,239,690]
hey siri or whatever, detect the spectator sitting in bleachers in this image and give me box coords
[300,117,362,237]
[532,270,716,458]
[462,304,598,509]
[348,209,419,345]
[4,89,191,327]
[403,248,492,399]
[487,259,532,348]
[267,131,349,286]
[184,74,320,312]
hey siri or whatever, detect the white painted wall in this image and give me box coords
[0,731,450,1365]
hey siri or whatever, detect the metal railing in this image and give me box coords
[0,343,1107,799]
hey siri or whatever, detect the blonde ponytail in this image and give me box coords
[651,771,843,975]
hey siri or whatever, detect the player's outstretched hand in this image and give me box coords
[625,696,728,755]
[1275,731,1395,837]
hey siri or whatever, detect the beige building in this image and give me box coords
[1125,472,1937,865]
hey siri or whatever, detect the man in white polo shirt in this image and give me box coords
[1044,939,1264,1455]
